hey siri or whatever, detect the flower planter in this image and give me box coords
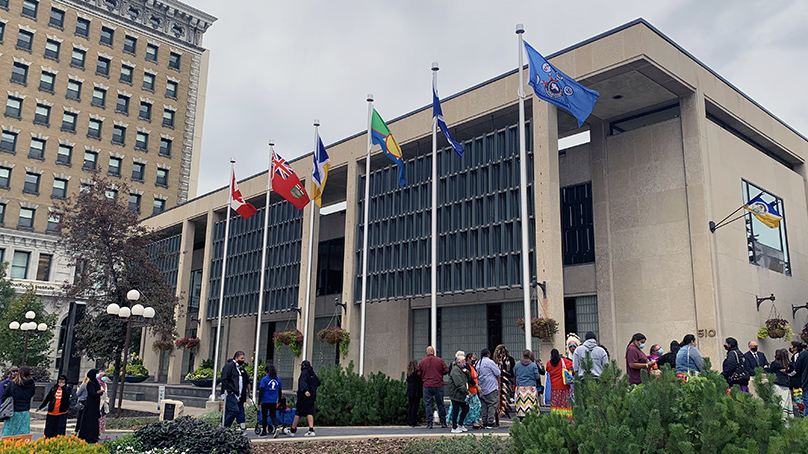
[768,327,786,339]
[125,374,149,383]
[190,378,220,388]
[516,317,558,341]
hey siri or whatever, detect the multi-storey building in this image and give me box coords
[0,0,215,373]
[140,19,808,394]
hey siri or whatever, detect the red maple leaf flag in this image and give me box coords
[230,172,257,219]
[272,150,310,210]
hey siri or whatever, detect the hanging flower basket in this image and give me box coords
[175,337,201,353]
[516,317,558,340]
[317,327,350,358]
[765,318,789,339]
[152,339,174,353]
[273,329,303,357]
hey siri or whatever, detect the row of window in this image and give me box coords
[4,247,52,281]
[0,157,171,195]
[8,0,183,71]
[4,96,175,148]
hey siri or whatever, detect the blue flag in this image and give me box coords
[433,79,464,158]
[524,40,599,127]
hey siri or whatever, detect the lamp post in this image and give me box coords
[8,310,49,365]
[107,289,155,417]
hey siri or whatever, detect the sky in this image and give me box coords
[187,0,808,198]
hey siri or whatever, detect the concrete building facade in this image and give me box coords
[141,19,808,387]
[0,0,214,375]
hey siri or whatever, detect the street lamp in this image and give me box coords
[8,311,49,365]
[106,289,155,417]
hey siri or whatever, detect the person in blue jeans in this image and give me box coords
[258,364,282,437]
[221,351,250,430]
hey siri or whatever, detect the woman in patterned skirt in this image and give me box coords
[1,365,36,442]
[513,349,541,420]
[493,344,515,420]
[545,349,573,421]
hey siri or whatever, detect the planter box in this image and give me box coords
[125,375,150,383]
[190,378,220,388]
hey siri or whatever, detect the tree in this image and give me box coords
[56,173,181,408]
[0,270,56,367]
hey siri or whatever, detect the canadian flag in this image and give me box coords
[230,172,257,219]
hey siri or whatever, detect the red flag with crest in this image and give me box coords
[271,150,310,210]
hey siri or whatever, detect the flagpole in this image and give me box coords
[302,121,320,361]
[430,63,439,350]
[252,142,274,399]
[211,160,235,402]
[516,24,532,352]
[360,95,373,376]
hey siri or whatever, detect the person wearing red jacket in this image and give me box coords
[417,346,449,429]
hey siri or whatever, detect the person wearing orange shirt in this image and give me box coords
[36,375,71,438]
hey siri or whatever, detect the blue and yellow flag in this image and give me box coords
[744,195,782,228]
[311,135,330,207]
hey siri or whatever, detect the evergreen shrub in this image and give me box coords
[134,415,252,454]
[511,357,808,453]
[314,361,420,426]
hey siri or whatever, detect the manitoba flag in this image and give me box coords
[272,150,310,210]
[230,172,257,219]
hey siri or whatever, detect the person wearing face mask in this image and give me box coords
[36,375,71,438]
[97,371,110,439]
[77,369,103,444]
[721,337,750,392]
[221,350,250,430]
[743,341,768,376]
[646,345,663,362]
[626,333,654,385]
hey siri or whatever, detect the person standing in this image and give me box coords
[0,365,35,442]
[789,341,805,416]
[626,333,653,385]
[405,359,423,427]
[572,331,609,378]
[417,346,449,429]
[493,344,515,420]
[767,349,793,419]
[0,367,15,399]
[656,341,681,370]
[721,337,750,392]
[73,376,89,435]
[221,351,250,430]
[77,369,103,444]
[675,334,704,381]
[97,371,110,440]
[258,364,282,437]
[476,348,500,430]
[513,349,541,419]
[286,360,320,437]
[744,340,768,376]
[447,351,470,433]
[465,352,481,429]
[36,375,71,438]
[565,334,582,361]
[545,349,573,420]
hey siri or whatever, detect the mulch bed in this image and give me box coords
[253,438,410,454]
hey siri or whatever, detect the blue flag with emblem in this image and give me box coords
[524,40,599,127]
[433,79,464,158]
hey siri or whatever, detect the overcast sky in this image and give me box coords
[187,0,808,198]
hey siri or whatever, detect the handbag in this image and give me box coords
[561,359,574,385]
[728,351,750,384]
[0,387,14,422]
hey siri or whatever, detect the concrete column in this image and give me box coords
[341,159,360,369]
[295,189,320,384]
[679,90,722,363]
[197,210,216,365]
[166,219,195,384]
[531,101,564,362]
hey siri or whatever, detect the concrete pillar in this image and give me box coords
[531,101,564,362]
[295,186,321,385]
[341,159,360,370]
[197,209,217,366]
[679,90,722,363]
[166,219,195,384]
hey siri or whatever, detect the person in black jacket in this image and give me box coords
[656,341,680,370]
[221,351,250,430]
[36,375,72,438]
[721,337,750,392]
[77,369,103,444]
[743,340,768,376]
[285,360,320,437]
[405,359,423,427]
[1,365,35,442]
[767,349,793,419]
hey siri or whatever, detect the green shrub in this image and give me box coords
[105,364,150,376]
[103,433,143,454]
[510,358,802,453]
[134,415,252,454]
[314,361,419,426]
[197,410,224,427]
[105,416,159,430]
[402,435,512,453]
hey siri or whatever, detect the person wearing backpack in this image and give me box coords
[722,337,750,392]
[571,332,609,378]
[1,365,36,442]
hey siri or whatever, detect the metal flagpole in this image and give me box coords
[516,24,532,352]
[430,63,439,350]
[360,95,373,376]
[302,121,320,361]
[211,160,235,401]
[251,142,274,398]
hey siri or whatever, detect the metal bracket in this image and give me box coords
[290,307,302,317]
[792,303,808,319]
[756,294,775,311]
[335,297,347,312]
[531,280,547,299]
